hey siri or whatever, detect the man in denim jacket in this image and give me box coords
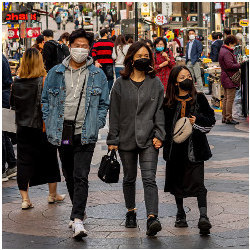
[41,29,109,239]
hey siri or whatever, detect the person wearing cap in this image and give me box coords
[163,65,215,236]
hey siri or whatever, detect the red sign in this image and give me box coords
[26,27,41,38]
[126,2,133,6]
[8,29,19,39]
[20,22,26,39]
[5,13,37,22]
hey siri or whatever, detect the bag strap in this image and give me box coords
[73,75,87,124]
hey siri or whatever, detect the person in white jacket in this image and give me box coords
[112,35,131,79]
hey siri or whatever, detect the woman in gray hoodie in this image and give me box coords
[107,41,165,237]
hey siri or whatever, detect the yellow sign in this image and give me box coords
[141,3,150,16]
[225,8,231,13]
[239,19,249,27]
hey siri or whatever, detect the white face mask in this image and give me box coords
[189,35,195,40]
[70,48,89,63]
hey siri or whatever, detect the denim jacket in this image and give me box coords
[41,62,109,146]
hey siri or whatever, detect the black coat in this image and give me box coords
[163,93,216,163]
[210,40,223,62]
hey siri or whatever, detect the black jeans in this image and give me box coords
[58,135,95,221]
[101,64,114,93]
[2,131,16,173]
[119,145,159,217]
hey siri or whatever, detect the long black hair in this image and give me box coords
[164,65,197,107]
[120,41,156,79]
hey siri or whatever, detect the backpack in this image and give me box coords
[48,40,69,64]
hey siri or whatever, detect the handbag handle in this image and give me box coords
[107,149,117,159]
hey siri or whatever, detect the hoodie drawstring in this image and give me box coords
[71,69,73,88]
[73,69,82,99]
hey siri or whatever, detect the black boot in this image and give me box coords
[146,216,162,236]
[125,211,137,228]
[198,215,212,235]
[175,211,188,228]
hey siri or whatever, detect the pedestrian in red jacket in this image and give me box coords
[219,35,241,125]
[154,37,176,93]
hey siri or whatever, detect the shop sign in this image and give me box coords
[5,13,37,22]
[26,27,41,38]
[225,8,231,13]
[155,14,166,26]
[141,3,150,16]
[8,28,19,39]
[126,2,133,7]
[239,19,249,27]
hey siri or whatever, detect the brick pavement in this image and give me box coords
[2,110,249,249]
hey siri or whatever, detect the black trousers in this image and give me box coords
[58,135,95,221]
[2,131,16,173]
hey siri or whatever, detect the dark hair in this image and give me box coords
[217,32,223,39]
[152,34,157,38]
[36,35,44,44]
[125,34,133,43]
[224,28,231,35]
[164,66,197,107]
[154,37,167,51]
[114,35,127,55]
[69,28,94,46]
[188,29,196,34]
[144,39,153,48]
[100,28,108,37]
[212,32,218,40]
[59,32,70,41]
[42,29,54,38]
[224,35,238,45]
[111,35,116,42]
[120,41,156,79]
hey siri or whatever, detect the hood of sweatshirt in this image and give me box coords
[62,55,93,71]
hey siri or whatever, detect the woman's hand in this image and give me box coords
[159,61,169,68]
[189,115,196,125]
[108,145,118,151]
[162,52,168,58]
[153,137,162,149]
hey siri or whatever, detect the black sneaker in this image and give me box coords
[125,211,137,228]
[175,212,188,228]
[146,216,162,236]
[198,215,212,235]
[226,119,239,125]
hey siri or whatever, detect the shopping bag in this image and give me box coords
[2,108,16,133]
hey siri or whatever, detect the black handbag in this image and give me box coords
[61,77,86,145]
[98,150,120,183]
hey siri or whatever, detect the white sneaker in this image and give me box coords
[69,212,87,228]
[72,221,87,239]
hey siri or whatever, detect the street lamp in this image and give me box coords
[135,2,138,41]
[45,2,48,29]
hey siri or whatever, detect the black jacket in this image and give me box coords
[107,76,166,151]
[43,40,70,72]
[2,55,13,108]
[210,40,223,62]
[11,77,43,129]
[163,93,216,162]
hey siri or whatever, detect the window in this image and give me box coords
[190,3,197,13]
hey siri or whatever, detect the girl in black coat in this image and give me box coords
[163,66,216,235]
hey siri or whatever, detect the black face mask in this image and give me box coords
[178,78,193,91]
[133,58,151,72]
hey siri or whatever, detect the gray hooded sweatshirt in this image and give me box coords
[62,55,93,135]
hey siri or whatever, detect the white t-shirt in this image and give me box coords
[112,44,131,67]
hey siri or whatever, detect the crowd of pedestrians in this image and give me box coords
[2,25,244,240]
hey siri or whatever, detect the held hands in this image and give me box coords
[153,137,162,149]
[108,145,118,151]
[95,61,102,68]
[189,115,196,125]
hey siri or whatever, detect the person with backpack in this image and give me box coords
[112,35,130,79]
[42,29,70,72]
[154,37,176,93]
[55,13,62,30]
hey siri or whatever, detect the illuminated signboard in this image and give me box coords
[5,13,37,22]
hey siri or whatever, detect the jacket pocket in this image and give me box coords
[90,87,102,107]
[48,88,60,108]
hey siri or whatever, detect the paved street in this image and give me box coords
[2,110,249,249]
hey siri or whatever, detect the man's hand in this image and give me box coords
[153,137,162,149]
[108,145,118,151]
[95,61,102,68]
[189,115,196,125]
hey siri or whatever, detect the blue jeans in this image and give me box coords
[115,67,124,79]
